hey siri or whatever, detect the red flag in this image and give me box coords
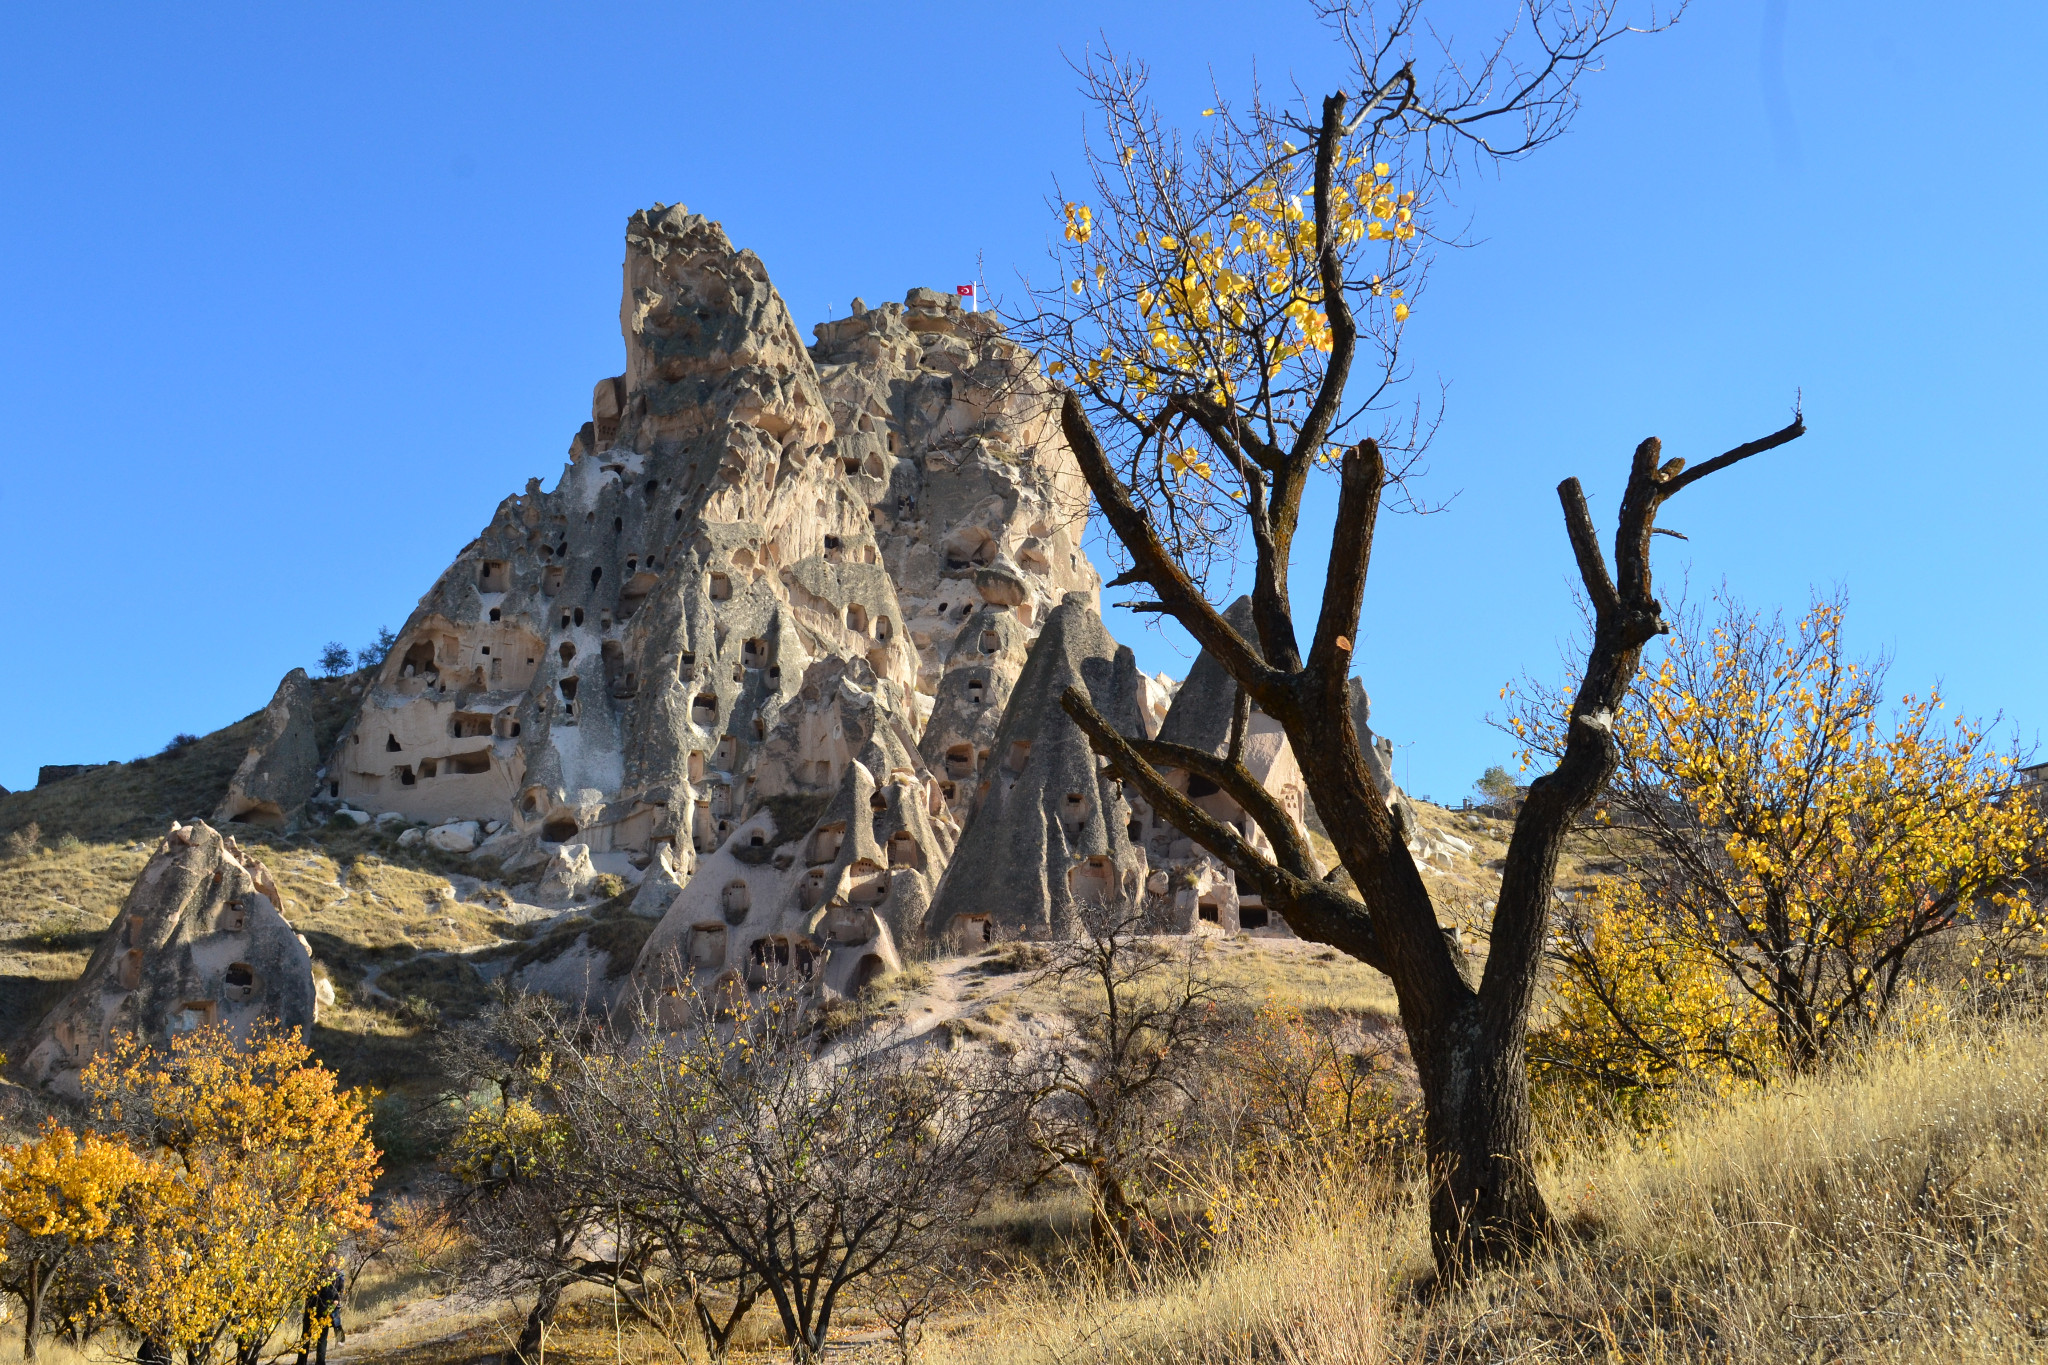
[956,285,975,296]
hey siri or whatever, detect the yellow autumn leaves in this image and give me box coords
[0,1025,379,1362]
[1529,596,2047,1126]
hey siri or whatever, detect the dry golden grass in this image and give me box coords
[924,1010,2048,1364]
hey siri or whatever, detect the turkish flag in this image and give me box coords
[956,285,975,296]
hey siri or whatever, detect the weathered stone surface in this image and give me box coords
[215,668,323,828]
[427,820,482,853]
[537,841,598,902]
[306,204,1334,998]
[1131,598,1314,936]
[22,822,317,1096]
[923,597,1149,947]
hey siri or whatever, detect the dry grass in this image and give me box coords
[923,1010,2048,1364]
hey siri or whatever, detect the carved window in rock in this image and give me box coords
[846,603,868,634]
[171,1001,218,1034]
[826,906,875,946]
[1068,857,1115,905]
[120,949,143,990]
[688,924,726,970]
[949,914,993,953]
[980,629,999,654]
[452,713,495,740]
[692,694,718,726]
[944,745,975,780]
[224,962,258,1002]
[809,824,845,865]
[888,830,919,868]
[708,572,731,602]
[479,561,509,593]
[1238,896,1270,931]
[1005,741,1031,774]
[722,880,750,919]
[541,816,580,843]
[544,565,565,596]
[688,751,706,783]
[386,733,402,752]
[742,637,768,669]
[873,616,892,642]
[447,750,491,776]
[966,678,986,707]
[1198,899,1220,924]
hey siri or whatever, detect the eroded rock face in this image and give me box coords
[317,205,1343,994]
[923,597,1150,948]
[22,822,316,1096]
[1132,598,1314,937]
[214,668,322,827]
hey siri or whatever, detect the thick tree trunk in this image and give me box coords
[1409,1006,1553,1275]
[512,1282,562,1365]
[22,1261,43,1360]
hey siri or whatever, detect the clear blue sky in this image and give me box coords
[2,1,2041,801]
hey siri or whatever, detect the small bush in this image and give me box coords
[2,821,41,861]
[161,733,201,755]
[591,872,628,900]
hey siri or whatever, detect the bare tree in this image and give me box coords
[1022,0,1805,1272]
[1019,899,1230,1253]
[553,973,1017,1364]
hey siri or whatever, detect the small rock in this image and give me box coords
[397,828,425,848]
[314,976,336,1007]
[484,819,506,835]
[427,821,482,854]
[334,808,373,827]
[374,811,408,831]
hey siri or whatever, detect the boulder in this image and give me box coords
[397,827,425,848]
[427,821,481,853]
[333,808,372,827]
[538,842,598,902]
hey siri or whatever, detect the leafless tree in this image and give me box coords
[551,972,1018,1364]
[1021,0,1805,1273]
[1019,899,1231,1253]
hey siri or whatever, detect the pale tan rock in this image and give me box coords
[22,823,316,1096]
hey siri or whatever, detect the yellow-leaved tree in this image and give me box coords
[83,1024,380,1365]
[0,1121,147,1357]
[1515,592,2045,1114]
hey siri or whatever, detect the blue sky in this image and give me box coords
[2,1,2041,801]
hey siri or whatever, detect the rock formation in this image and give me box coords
[311,203,1392,992]
[22,821,317,1096]
[214,667,323,827]
[1129,598,1313,935]
[922,597,1150,949]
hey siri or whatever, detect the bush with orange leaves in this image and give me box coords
[1512,592,2047,1120]
[0,1122,148,1357]
[81,1023,380,1365]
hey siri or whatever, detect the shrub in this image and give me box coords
[2,823,41,862]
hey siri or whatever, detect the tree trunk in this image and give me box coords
[22,1261,43,1359]
[1409,1003,1553,1275]
[513,1282,562,1365]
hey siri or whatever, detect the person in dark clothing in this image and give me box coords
[296,1260,346,1365]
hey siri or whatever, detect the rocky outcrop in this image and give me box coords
[923,597,1150,948]
[312,203,1347,991]
[631,654,947,1000]
[809,292,1101,825]
[215,669,323,827]
[1131,599,1313,935]
[21,821,317,1096]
